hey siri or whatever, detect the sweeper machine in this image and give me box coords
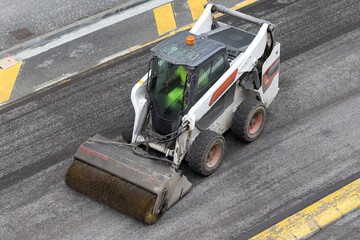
[65,3,280,224]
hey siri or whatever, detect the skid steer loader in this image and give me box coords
[65,3,280,224]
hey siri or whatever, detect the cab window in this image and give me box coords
[195,55,225,102]
[151,59,189,116]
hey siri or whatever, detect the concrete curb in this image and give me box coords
[250,178,360,239]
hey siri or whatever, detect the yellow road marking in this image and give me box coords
[213,0,259,18]
[153,3,177,36]
[232,0,259,10]
[0,62,22,103]
[188,0,208,21]
[250,178,360,239]
[136,0,259,53]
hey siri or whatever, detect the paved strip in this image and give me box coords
[250,179,360,239]
[153,3,177,36]
[9,0,173,61]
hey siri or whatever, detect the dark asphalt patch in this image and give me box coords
[10,28,33,41]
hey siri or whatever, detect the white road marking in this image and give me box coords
[97,45,140,64]
[34,73,77,91]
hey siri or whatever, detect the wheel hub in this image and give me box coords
[206,144,221,168]
[249,111,263,135]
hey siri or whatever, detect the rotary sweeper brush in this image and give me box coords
[65,3,280,224]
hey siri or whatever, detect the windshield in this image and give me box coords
[151,59,189,120]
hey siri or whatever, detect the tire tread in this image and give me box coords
[188,130,225,176]
[121,107,135,143]
[232,99,266,142]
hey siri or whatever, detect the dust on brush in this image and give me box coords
[65,159,159,224]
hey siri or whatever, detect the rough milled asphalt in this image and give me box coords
[1,0,360,239]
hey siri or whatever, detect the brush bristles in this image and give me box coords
[65,159,159,224]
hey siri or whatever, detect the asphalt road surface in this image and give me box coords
[1,0,360,239]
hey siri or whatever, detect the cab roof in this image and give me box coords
[151,31,225,68]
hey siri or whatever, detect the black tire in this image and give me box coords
[187,130,225,176]
[232,99,266,142]
[121,107,135,143]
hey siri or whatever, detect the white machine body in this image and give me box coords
[130,4,280,166]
